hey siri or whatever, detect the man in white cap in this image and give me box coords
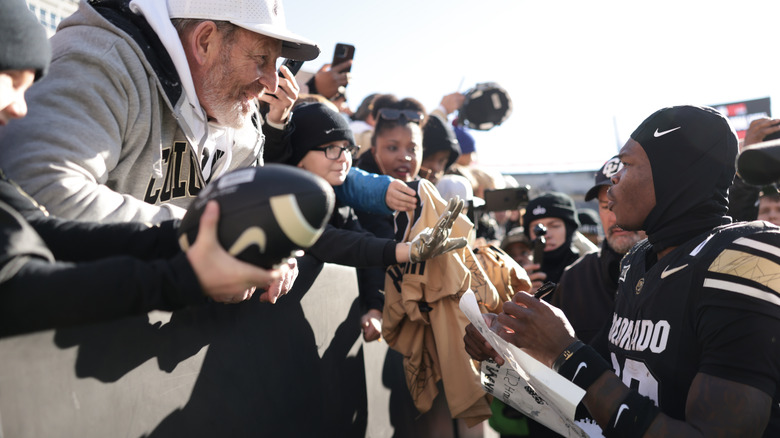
[0,0,293,337]
[0,0,319,223]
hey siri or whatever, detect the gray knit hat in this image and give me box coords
[0,0,52,80]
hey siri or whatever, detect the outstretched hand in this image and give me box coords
[463,314,504,365]
[361,309,383,342]
[257,257,298,304]
[440,92,465,115]
[385,179,417,212]
[409,197,468,263]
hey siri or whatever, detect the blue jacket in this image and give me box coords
[334,168,393,216]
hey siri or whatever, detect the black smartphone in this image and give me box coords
[483,186,530,212]
[532,223,547,267]
[331,43,355,73]
[278,58,304,77]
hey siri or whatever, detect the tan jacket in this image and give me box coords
[382,179,493,426]
[472,244,532,314]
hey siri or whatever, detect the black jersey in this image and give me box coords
[607,221,780,436]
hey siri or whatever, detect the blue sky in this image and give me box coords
[283,0,780,174]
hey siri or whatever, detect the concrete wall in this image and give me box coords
[0,256,495,438]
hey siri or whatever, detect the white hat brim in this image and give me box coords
[233,22,320,61]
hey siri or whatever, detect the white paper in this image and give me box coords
[459,290,600,438]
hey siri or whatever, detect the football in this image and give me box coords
[178,164,335,268]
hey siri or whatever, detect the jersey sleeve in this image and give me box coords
[696,230,780,397]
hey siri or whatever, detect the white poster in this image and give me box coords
[459,290,603,437]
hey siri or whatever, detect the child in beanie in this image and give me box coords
[287,102,447,342]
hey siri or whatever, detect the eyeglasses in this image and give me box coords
[313,144,361,160]
[377,108,423,124]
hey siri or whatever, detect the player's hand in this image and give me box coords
[743,118,780,150]
[186,201,282,303]
[409,197,468,263]
[385,179,417,212]
[260,65,299,125]
[495,292,576,367]
[360,309,383,342]
[463,314,504,365]
[258,257,298,304]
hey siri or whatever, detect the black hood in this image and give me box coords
[631,105,737,253]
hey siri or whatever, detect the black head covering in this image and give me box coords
[422,114,460,169]
[522,192,580,238]
[0,0,51,81]
[522,192,581,286]
[287,102,355,165]
[630,105,737,252]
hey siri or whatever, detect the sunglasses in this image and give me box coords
[313,144,361,160]
[377,108,423,124]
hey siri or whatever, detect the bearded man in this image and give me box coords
[0,0,318,223]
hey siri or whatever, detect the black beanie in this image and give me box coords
[422,114,460,169]
[287,102,356,165]
[630,105,737,252]
[0,0,51,81]
[522,192,580,237]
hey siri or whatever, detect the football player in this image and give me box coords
[465,105,780,437]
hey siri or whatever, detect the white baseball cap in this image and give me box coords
[167,0,320,61]
[436,174,485,208]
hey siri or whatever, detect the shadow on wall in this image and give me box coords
[0,256,490,437]
[0,257,369,437]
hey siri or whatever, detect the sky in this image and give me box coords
[282,0,780,175]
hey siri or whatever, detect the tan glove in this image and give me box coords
[409,197,468,263]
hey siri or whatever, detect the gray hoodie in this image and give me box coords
[0,0,265,223]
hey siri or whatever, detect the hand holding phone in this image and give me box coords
[309,43,355,101]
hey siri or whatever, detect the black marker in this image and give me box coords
[533,281,557,301]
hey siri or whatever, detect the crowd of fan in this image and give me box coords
[0,0,778,437]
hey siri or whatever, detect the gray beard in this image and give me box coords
[202,87,255,130]
[607,233,643,255]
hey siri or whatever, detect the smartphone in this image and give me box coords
[278,58,304,77]
[331,43,355,73]
[483,186,530,212]
[532,223,547,267]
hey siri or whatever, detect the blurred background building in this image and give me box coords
[26,0,77,37]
